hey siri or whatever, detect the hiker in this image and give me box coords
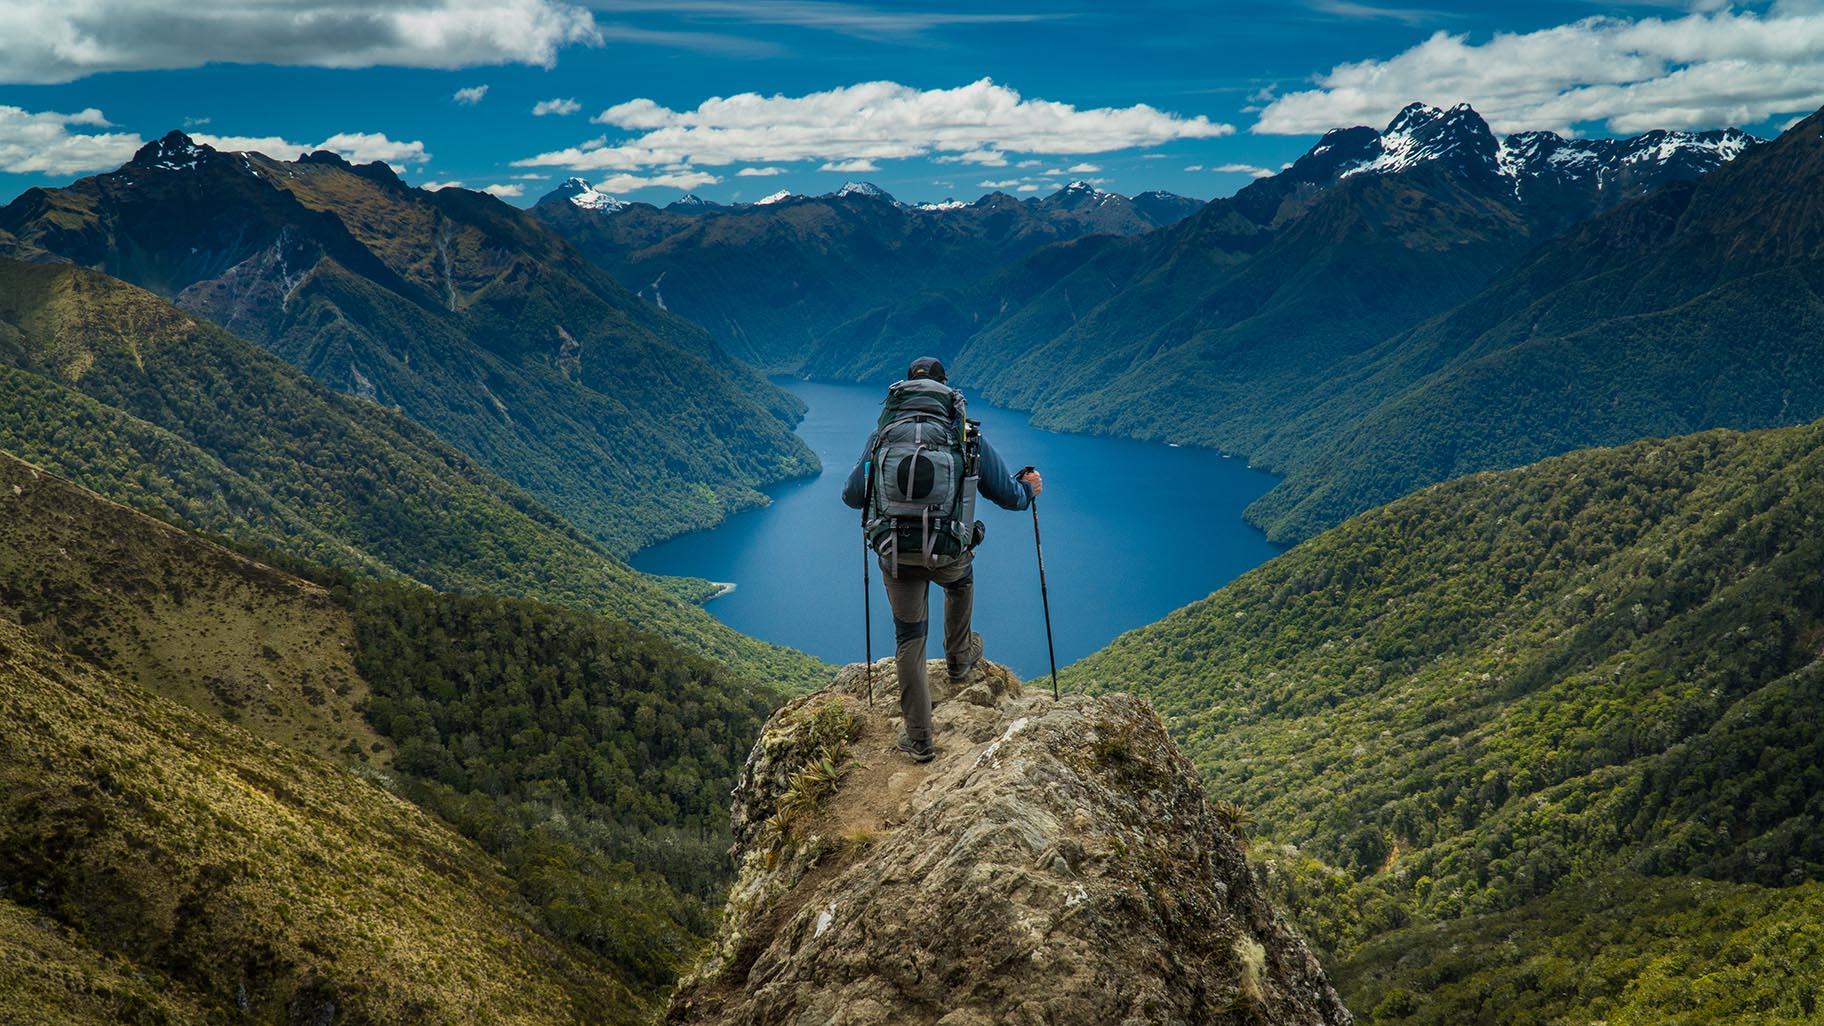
[842,356,1042,763]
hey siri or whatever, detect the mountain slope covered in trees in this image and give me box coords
[1069,418,1824,1021]
[0,256,824,685]
[0,132,814,553]
[1244,105,1824,542]
[0,449,785,1018]
[948,107,1758,496]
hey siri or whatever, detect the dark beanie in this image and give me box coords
[907,356,947,383]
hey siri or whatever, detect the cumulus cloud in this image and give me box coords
[481,182,524,197]
[3,0,602,85]
[978,178,1022,188]
[420,179,464,190]
[736,165,786,176]
[1257,8,1824,135]
[1066,162,1101,173]
[0,106,141,174]
[1213,162,1275,177]
[514,78,1231,172]
[193,130,430,167]
[534,97,582,116]
[592,169,721,192]
[454,84,490,105]
[818,158,879,172]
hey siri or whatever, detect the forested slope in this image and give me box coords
[0,256,824,686]
[1070,419,1824,1021]
[1242,107,1824,542]
[1,449,787,1016]
[0,132,814,553]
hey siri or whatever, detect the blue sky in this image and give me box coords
[3,1,1822,207]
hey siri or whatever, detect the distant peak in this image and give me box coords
[753,189,797,206]
[131,130,213,171]
[833,181,894,202]
[914,197,967,211]
[539,177,626,211]
[673,193,709,206]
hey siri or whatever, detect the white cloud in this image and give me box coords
[193,129,430,167]
[978,178,1022,188]
[1213,162,1275,178]
[934,148,1010,166]
[592,169,721,192]
[1015,158,1042,168]
[736,165,786,176]
[1183,163,1205,171]
[420,179,464,190]
[510,172,549,180]
[1016,183,1042,192]
[0,106,141,174]
[1257,9,1824,136]
[481,182,524,197]
[1066,162,1101,172]
[819,158,879,172]
[1,0,604,85]
[533,97,582,116]
[515,78,1232,171]
[454,84,490,105]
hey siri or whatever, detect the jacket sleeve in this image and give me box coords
[840,431,877,510]
[976,434,1034,511]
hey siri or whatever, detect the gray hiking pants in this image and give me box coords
[881,554,974,743]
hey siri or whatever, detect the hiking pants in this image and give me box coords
[881,555,974,743]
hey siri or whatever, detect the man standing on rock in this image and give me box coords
[842,356,1043,763]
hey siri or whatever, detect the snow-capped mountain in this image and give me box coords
[753,190,797,206]
[832,181,895,202]
[1324,102,1760,197]
[542,177,627,212]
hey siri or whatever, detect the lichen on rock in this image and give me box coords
[669,658,1351,1026]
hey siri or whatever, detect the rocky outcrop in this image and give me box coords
[668,659,1351,1026]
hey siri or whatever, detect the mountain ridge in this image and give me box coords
[0,130,816,555]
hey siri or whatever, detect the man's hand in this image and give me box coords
[1019,468,1044,498]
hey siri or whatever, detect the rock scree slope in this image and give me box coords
[668,658,1350,1026]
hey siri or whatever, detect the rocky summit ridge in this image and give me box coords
[667,658,1350,1026]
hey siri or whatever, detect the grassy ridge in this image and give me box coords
[0,450,790,1016]
[0,616,642,1024]
[1069,419,1824,1020]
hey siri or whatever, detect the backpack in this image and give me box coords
[864,378,981,575]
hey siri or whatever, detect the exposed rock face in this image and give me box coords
[669,659,1351,1026]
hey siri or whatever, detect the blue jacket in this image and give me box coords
[842,427,1033,512]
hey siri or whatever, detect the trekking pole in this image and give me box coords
[861,461,874,706]
[1020,467,1060,700]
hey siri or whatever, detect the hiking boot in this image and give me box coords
[947,632,984,682]
[896,732,936,763]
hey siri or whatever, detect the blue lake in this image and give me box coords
[632,379,1284,679]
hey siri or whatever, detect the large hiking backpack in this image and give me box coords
[865,378,980,574]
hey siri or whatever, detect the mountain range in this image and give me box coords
[520,102,1808,550]
[0,131,814,554]
[4,96,1823,1026]
[531,176,1202,370]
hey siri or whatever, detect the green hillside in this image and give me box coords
[0,615,643,1024]
[0,256,825,687]
[1069,419,1824,1021]
[0,450,388,767]
[1242,108,1824,543]
[0,448,790,1013]
[0,133,815,554]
